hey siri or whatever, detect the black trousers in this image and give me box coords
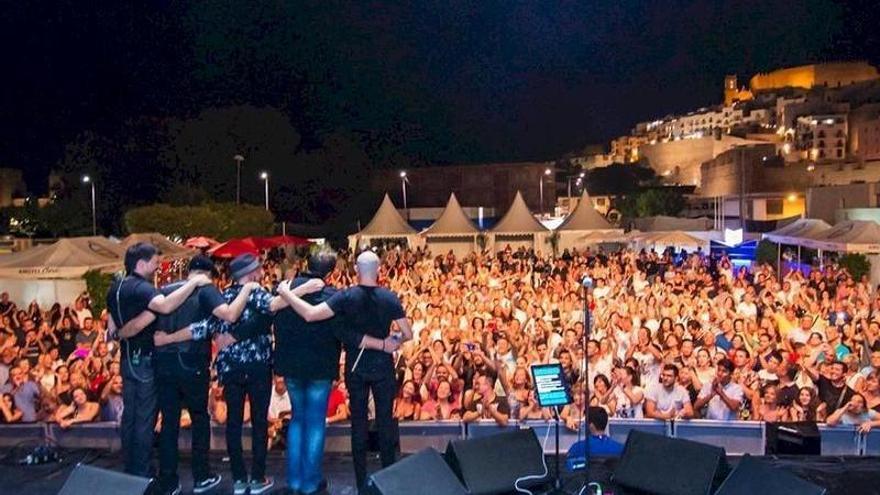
[156,352,211,489]
[346,363,398,491]
[121,355,158,477]
[223,365,271,482]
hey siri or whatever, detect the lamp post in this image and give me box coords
[400,171,409,220]
[234,154,245,205]
[540,168,552,215]
[82,175,96,235]
[260,171,269,211]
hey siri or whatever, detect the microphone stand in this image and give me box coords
[580,277,592,494]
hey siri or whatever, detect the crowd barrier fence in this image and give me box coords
[0,420,873,456]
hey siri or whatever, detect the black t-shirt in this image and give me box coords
[155,281,226,355]
[57,327,77,359]
[274,276,341,380]
[106,273,159,360]
[326,285,405,376]
[816,376,854,413]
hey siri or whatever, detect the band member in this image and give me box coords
[274,251,340,495]
[153,254,258,495]
[105,242,211,477]
[277,250,412,492]
[157,254,310,495]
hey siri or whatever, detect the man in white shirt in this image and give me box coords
[645,364,694,420]
[694,359,743,420]
[268,376,292,422]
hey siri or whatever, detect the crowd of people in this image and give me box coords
[2,244,880,436]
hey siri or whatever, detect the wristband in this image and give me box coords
[382,340,386,352]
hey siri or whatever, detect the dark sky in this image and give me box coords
[2,0,878,192]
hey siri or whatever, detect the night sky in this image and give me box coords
[3,0,879,194]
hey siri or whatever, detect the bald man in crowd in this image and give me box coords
[278,250,412,493]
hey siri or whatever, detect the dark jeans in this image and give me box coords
[156,352,211,489]
[285,378,332,492]
[121,355,158,477]
[224,365,271,482]
[346,366,397,491]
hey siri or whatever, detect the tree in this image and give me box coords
[585,164,659,196]
[617,188,686,219]
[839,253,871,281]
[125,202,274,240]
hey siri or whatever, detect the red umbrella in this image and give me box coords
[208,238,261,258]
[184,236,219,249]
[263,235,312,247]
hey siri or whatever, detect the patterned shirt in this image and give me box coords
[192,285,275,381]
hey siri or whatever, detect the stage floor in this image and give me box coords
[2,448,878,495]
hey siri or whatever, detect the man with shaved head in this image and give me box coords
[278,249,413,493]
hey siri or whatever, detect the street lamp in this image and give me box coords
[82,175,96,235]
[260,172,269,210]
[234,154,245,205]
[400,171,409,220]
[540,168,552,215]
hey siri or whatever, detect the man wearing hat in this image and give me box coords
[152,254,260,495]
[157,253,315,495]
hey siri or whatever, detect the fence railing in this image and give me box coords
[0,420,870,456]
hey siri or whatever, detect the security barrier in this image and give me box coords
[673,420,765,455]
[0,420,875,456]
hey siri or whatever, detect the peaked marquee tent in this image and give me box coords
[421,193,480,257]
[0,236,126,307]
[555,191,623,251]
[488,191,549,253]
[348,194,420,250]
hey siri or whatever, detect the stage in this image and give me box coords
[2,448,878,495]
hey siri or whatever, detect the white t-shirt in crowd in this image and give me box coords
[697,380,744,421]
[613,386,645,419]
[645,383,691,414]
[268,389,292,420]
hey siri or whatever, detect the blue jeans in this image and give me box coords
[286,378,332,492]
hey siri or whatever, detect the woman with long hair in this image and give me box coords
[753,384,785,422]
[393,380,421,422]
[420,380,461,420]
[788,387,826,422]
[54,387,99,429]
[611,366,644,419]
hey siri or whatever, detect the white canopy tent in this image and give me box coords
[348,194,420,251]
[632,216,713,232]
[763,218,832,246]
[555,191,623,251]
[421,193,480,258]
[488,191,549,253]
[796,220,880,253]
[0,236,125,306]
[787,220,880,287]
[628,231,709,253]
[121,232,196,259]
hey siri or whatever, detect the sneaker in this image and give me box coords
[193,473,222,494]
[233,479,250,495]
[249,477,275,494]
[161,484,181,495]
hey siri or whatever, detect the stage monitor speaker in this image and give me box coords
[612,430,729,495]
[445,428,547,495]
[765,421,822,455]
[58,463,152,495]
[715,454,826,495]
[366,448,467,495]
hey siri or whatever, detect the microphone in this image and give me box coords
[581,276,593,289]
